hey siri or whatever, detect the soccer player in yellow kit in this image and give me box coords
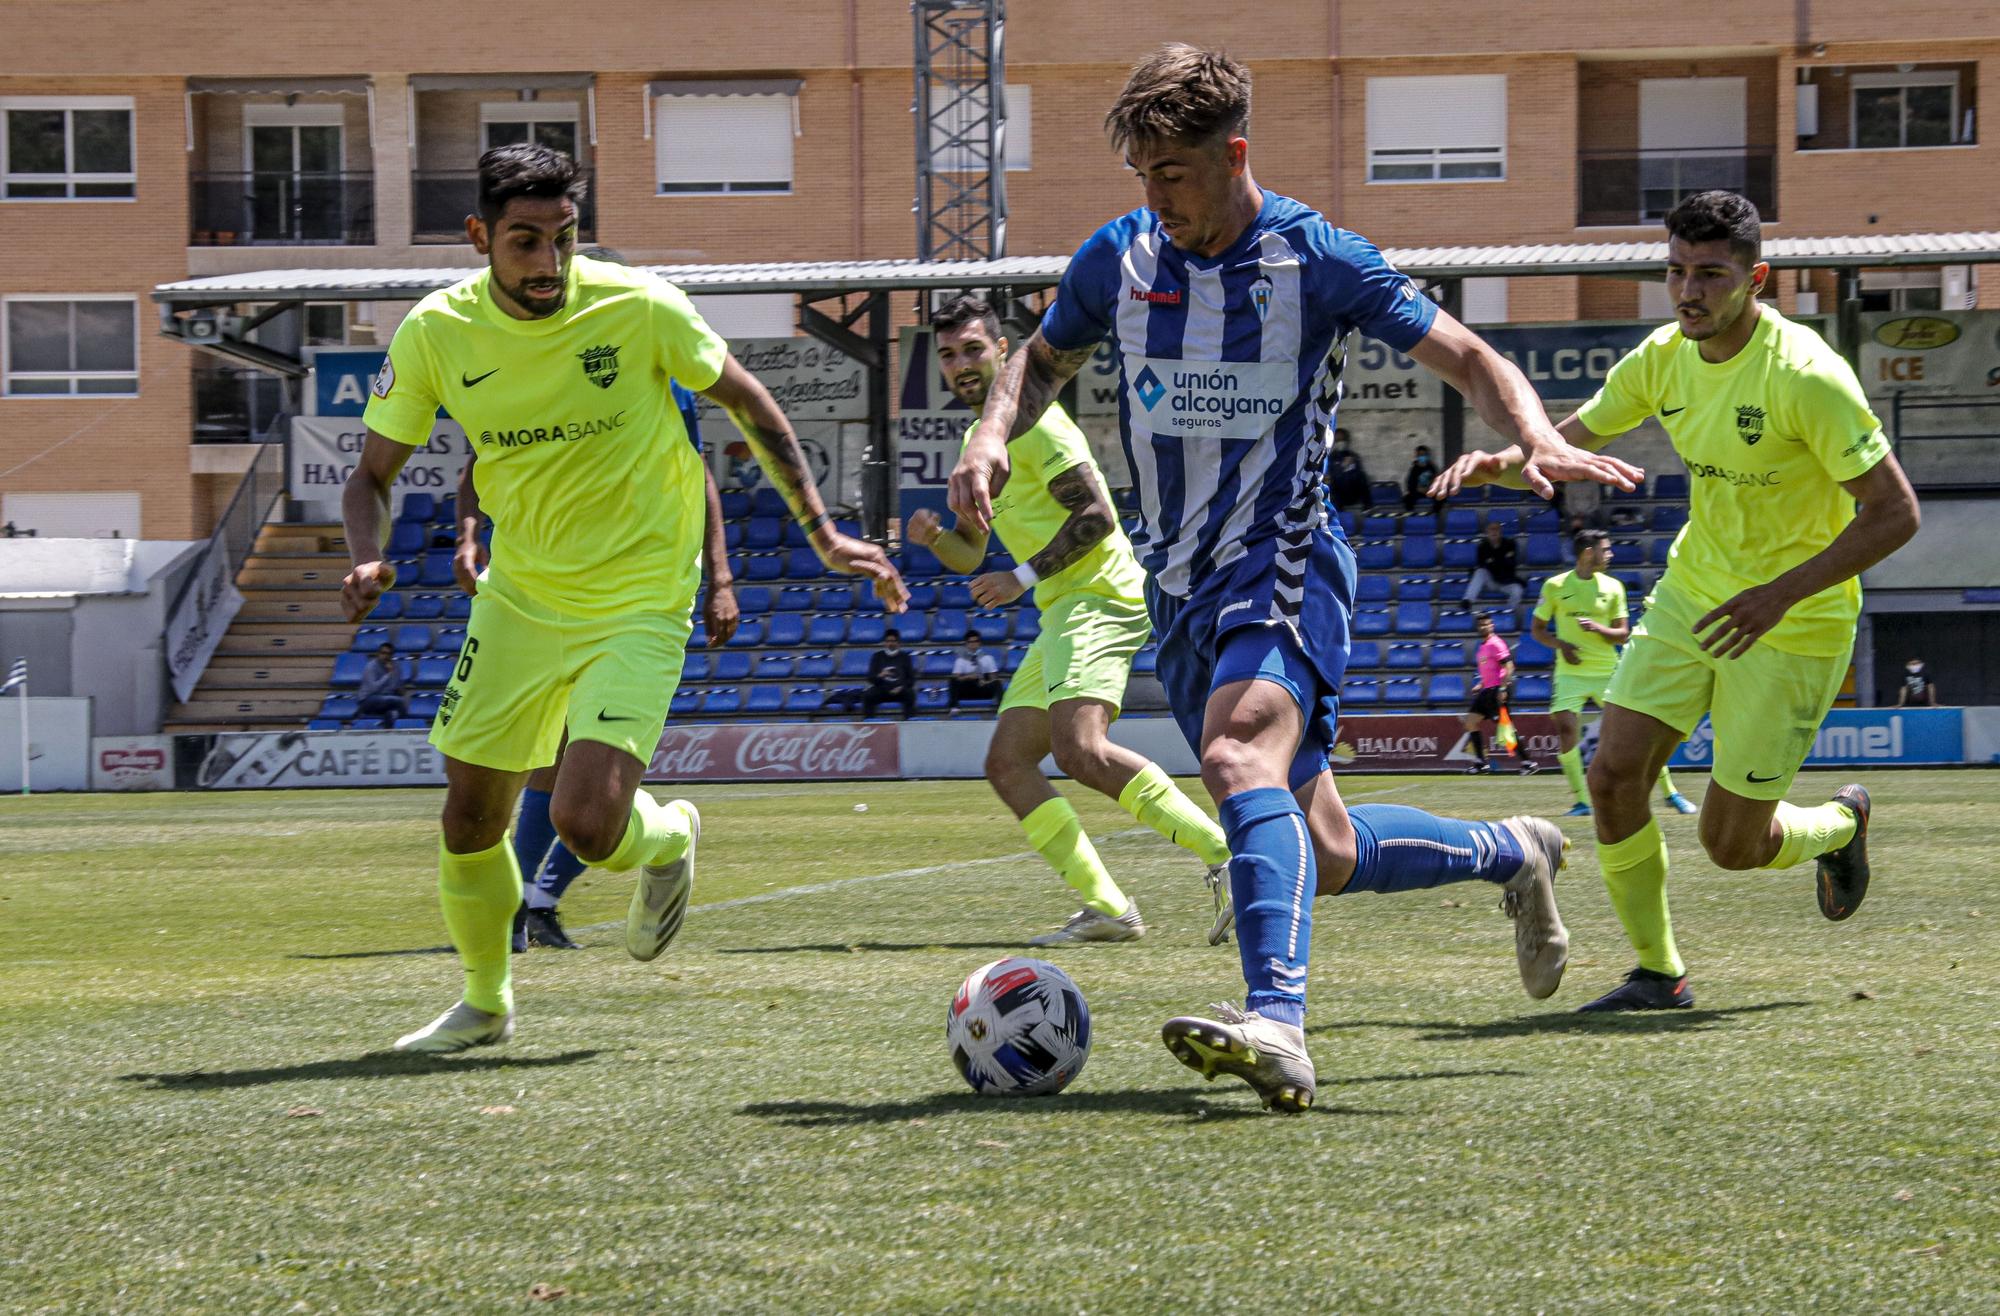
[340,146,903,1051]
[1433,190,1919,1011]
[1532,529,1696,817]
[906,297,1233,945]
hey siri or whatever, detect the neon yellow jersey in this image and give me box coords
[364,255,727,618]
[1575,306,1890,657]
[968,402,1147,609]
[1533,568,1627,679]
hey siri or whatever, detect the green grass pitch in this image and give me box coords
[3,770,1994,1312]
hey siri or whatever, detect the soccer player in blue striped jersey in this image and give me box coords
[951,45,1644,1112]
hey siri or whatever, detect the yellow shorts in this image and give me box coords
[1605,596,1847,801]
[430,581,692,773]
[1549,669,1615,715]
[998,591,1150,716]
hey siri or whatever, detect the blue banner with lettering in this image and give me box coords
[1670,708,1964,770]
[311,349,389,417]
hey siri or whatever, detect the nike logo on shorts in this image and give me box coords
[597,710,639,723]
[1661,405,1686,416]
[461,368,499,387]
[1746,770,1783,783]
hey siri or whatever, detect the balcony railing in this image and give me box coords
[1577,147,1776,227]
[411,168,596,242]
[190,172,374,245]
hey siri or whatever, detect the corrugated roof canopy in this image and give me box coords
[153,231,2000,306]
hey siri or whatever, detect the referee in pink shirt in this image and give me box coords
[1462,614,1516,774]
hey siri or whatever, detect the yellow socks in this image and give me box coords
[1658,766,1682,798]
[437,835,522,1015]
[1597,819,1684,977]
[1557,747,1588,805]
[1766,799,1858,870]
[1022,797,1128,916]
[600,791,694,872]
[1118,763,1231,867]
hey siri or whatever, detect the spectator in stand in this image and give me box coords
[1896,657,1937,707]
[356,643,409,723]
[948,633,1005,708]
[1464,519,1525,610]
[1461,615,1514,774]
[1404,443,1441,513]
[862,628,917,718]
[1328,449,1372,512]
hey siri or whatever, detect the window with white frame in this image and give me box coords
[480,102,581,159]
[656,94,794,195]
[1366,75,1505,183]
[2,97,135,200]
[929,83,1031,173]
[1851,71,1964,149]
[4,296,139,396]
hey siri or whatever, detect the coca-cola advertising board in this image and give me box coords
[1329,713,1563,773]
[646,723,900,782]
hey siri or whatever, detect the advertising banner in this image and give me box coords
[1859,310,2000,397]
[1327,712,1563,772]
[289,416,471,502]
[177,729,447,789]
[163,536,245,704]
[1669,708,1964,770]
[646,722,900,782]
[689,337,866,422]
[91,736,174,791]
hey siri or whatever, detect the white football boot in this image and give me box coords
[1498,815,1571,1000]
[1028,904,1145,946]
[1162,1003,1315,1113]
[394,1000,514,1054]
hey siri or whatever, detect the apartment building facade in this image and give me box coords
[2,0,1994,540]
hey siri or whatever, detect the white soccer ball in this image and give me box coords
[945,956,1091,1097]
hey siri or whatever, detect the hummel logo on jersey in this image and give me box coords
[1736,404,1767,445]
[1134,365,1167,411]
[1129,287,1181,305]
[461,368,499,388]
[1661,405,1686,416]
[1250,276,1275,323]
[578,344,621,389]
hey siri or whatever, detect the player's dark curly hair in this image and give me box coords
[1664,190,1762,267]
[931,295,1003,343]
[477,144,587,226]
[1572,527,1610,556]
[1105,44,1251,154]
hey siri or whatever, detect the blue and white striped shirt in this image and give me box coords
[1042,190,1436,598]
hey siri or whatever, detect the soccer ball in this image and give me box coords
[945,957,1091,1097]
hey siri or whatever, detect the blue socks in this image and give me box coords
[525,843,588,910]
[1218,788,1315,1029]
[511,788,558,891]
[1343,804,1523,894]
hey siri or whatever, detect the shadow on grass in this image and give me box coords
[1311,1000,1811,1043]
[117,1049,603,1091]
[716,941,1025,955]
[292,946,456,960]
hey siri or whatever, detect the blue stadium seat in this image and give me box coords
[445,594,471,621]
[1616,571,1646,594]
[1427,673,1467,704]
[726,619,765,647]
[1442,539,1479,569]
[837,650,873,678]
[1403,514,1438,537]
[743,518,782,549]
[814,584,859,611]
[1337,511,1358,536]
[902,545,942,578]
[744,554,783,582]
[307,719,342,732]
[1394,602,1433,635]
[1513,635,1555,668]
[1003,647,1026,672]
[917,685,949,712]
[764,614,804,647]
[719,490,751,519]
[1650,538,1673,565]
[330,653,369,687]
[1514,674,1552,705]
[1356,576,1392,603]
[755,655,794,680]
[920,651,955,677]
[1651,505,1688,533]
[388,521,427,555]
[735,586,772,614]
[1396,577,1434,601]
[1014,611,1041,641]
[682,653,711,682]
[775,587,813,613]
[1525,534,1563,567]
[1453,486,1488,503]
[1490,486,1530,503]
[399,493,437,523]
[1348,640,1381,670]
[349,625,389,653]
[1526,509,1562,534]
[1444,508,1480,536]
[1353,608,1391,637]
[1612,539,1644,566]
[938,582,975,610]
[1371,480,1401,503]
[1383,678,1424,704]
[394,624,431,653]
[750,487,788,518]
[409,692,442,719]
[784,548,824,579]
[432,626,466,653]
[1131,648,1158,673]
[690,621,709,649]
[703,689,743,714]
[723,523,743,551]
[848,614,886,646]
[1490,610,1520,635]
[746,686,785,714]
[1485,510,1519,535]
[671,690,700,716]
[1362,515,1398,538]
[417,553,456,588]
[416,656,456,687]
[1435,609,1475,635]
[366,593,404,622]
[318,695,359,719]
[784,687,826,714]
[1341,679,1380,706]
[1385,642,1424,669]
[931,610,968,643]
[807,614,847,645]
[795,653,834,680]
[903,584,938,611]
[896,613,928,642]
[404,593,445,621]
[782,521,811,549]
[970,612,1010,643]
[1653,473,1689,501]
[392,717,430,730]
[1610,476,1648,500]
[1429,641,1468,668]
[714,652,751,682]
[1357,541,1396,571]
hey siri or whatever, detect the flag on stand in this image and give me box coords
[0,657,24,696]
[1494,706,1520,757]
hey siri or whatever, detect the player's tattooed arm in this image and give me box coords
[954,328,1098,534]
[967,462,1115,607]
[1009,334,1099,442]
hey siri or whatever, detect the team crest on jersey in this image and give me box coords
[1249,276,1275,323]
[578,344,620,390]
[371,358,395,398]
[1735,405,1766,445]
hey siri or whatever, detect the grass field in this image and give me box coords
[3,769,1996,1313]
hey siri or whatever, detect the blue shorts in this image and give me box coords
[1148,528,1356,786]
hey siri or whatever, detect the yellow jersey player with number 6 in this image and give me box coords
[1431,190,1919,1013]
[340,145,905,1053]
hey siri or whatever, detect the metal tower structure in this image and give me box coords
[913,1,1006,260]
